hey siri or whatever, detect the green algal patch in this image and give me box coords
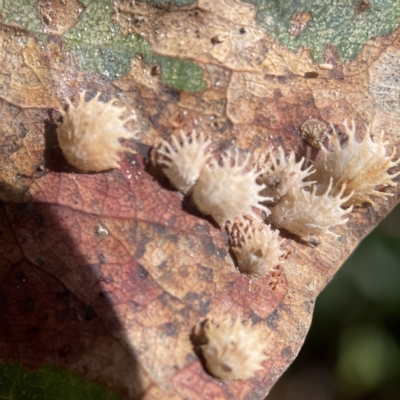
[245,0,400,63]
[0,362,121,400]
[63,0,206,91]
[63,0,145,80]
[0,0,43,33]
[159,57,206,92]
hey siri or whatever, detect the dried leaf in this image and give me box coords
[1,1,400,399]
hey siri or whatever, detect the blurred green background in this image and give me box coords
[269,204,400,400]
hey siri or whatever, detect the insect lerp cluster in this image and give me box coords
[152,121,399,380]
[56,93,399,382]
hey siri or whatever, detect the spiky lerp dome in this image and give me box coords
[199,317,268,381]
[270,179,353,240]
[191,149,271,226]
[156,131,212,194]
[57,92,136,172]
[257,147,315,203]
[231,222,284,278]
[311,120,400,206]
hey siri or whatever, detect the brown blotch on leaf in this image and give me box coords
[355,0,371,13]
[324,44,340,65]
[289,11,312,37]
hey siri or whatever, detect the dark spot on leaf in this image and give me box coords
[158,292,183,312]
[1,135,22,154]
[266,310,279,330]
[18,122,28,138]
[98,253,107,264]
[14,174,28,182]
[302,300,313,314]
[130,301,140,309]
[185,291,198,301]
[216,246,227,258]
[248,310,262,325]
[329,66,344,80]
[33,163,47,178]
[200,236,217,256]
[161,320,179,337]
[153,224,178,243]
[151,65,160,75]
[164,87,180,102]
[179,268,189,278]
[274,89,283,100]
[82,304,96,321]
[281,346,294,360]
[42,14,51,26]
[149,113,160,127]
[98,290,114,306]
[157,261,168,270]
[210,36,222,44]
[214,117,232,133]
[135,235,152,259]
[178,306,190,319]
[137,263,149,279]
[198,265,213,283]
[277,75,287,84]
[304,71,319,78]
[184,291,211,315]
[338,235,346,243]
[199,298,211,315]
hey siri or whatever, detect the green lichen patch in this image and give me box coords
[1,0,43,33]
[63,0,144,79]
[246,0,400,63]
[0,362,121,400]
[63,0,206,91]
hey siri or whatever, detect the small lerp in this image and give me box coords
[198,317,268,381]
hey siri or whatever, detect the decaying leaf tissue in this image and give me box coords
[2,0,400,398]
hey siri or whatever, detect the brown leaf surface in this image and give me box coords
[1,1,400,399]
